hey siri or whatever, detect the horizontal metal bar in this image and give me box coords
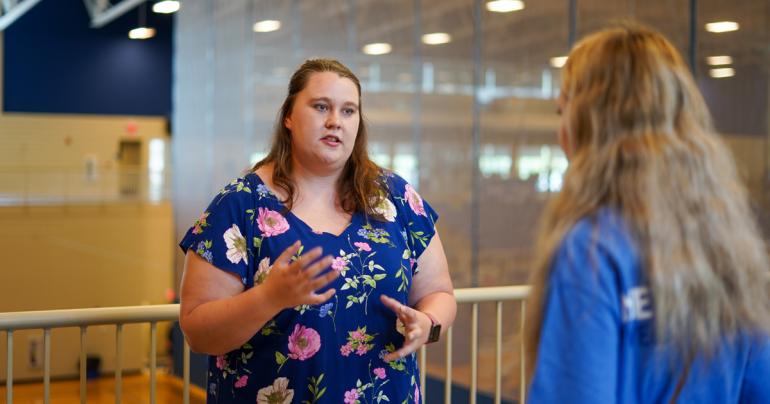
[0,304,179,331]
[0,0,43,31]
[454,286,530,303]
[90,0,145,29]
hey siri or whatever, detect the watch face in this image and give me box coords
[427,324,441,343]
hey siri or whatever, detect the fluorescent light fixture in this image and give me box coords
[422,32,452,45]
[152,0,180,14]
[253,20,281,33]
[550,56,568,68]
[706,55,733,65]
[709,67,735,78]
[486,0,525,13]
[705,21,739,33]
[362,42,392,55]
[128,27,156,40]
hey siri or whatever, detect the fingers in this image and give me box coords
[307,266,339,291]
[307,288,337,305]
[275,240,301,265]
[380,294,403,315]
[382,338,420,362]
[303,255,334,279]
[291,247,323,270]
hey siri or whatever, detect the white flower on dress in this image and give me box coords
[372,195,397,222]
[223,224,248,265]
[255,257,271,285]
[257,377,294,404]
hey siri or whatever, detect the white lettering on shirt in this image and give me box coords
[621,287,653,322]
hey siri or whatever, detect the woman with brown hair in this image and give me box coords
[178,59,456,403]
[525,25,770,402]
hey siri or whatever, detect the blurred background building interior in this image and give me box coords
[0,0,768,402]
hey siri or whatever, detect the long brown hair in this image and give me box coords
[253,59,384,217]
[524,24,770,375]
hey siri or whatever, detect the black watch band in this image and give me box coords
[424,312,441,344]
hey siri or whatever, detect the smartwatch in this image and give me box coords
[423,311,442,344]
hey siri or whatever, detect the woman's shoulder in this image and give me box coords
[378,169,416,195]
[557,209,640,278]
[209,171,280,210]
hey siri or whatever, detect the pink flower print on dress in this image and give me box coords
[234,375,248,388]
[414,384,420,403]
[331,257,347,273]
[344,389,359,404]
[404,184,427,217]
[287,324,321,361]
[257,207,290,237]
[353,242,371,252]
[373,367,386,380]
[223,224,248,265]
[355,344,369,356]
[340,342,353,357]
[350,329,366,341]
[215,355,226,370]
[192,212,210,234]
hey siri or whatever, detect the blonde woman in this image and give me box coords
[525,25,770,403]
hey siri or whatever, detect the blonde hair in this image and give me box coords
[524,24,770,375]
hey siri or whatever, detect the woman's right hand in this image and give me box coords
[261,241,339,310]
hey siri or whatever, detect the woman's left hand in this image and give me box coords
[380,295,432,362]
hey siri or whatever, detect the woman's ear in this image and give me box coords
[284,116,293,131]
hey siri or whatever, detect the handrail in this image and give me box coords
[0,287,532,330]
[0,304,180,331]
[0,286,532,404]
[454,285,530,302]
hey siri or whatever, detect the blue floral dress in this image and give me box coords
[179,171,438,404]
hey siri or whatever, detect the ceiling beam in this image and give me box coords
[0,0,43,31]
[84,0,145,29]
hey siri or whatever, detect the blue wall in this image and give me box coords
[3,0,172,116]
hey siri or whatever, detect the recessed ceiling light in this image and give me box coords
[706,55,733,65]
[253,20,281,33]
[422,32,452,45]
[709,67,735,78]
[362,43,392,55]
[128,27,156,40]
[486,0,525,13]
[705,21,739,33]
[152,0,180,14]
[550,56,568,68]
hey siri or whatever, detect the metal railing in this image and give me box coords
[0,286,530,404]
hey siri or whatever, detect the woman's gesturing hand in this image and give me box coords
[262,241,339,310]
[380,295,432,362]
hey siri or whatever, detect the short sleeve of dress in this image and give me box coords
[385,172,439,262]
[179,176,256,286]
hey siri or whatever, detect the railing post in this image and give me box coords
[495,301,502,404]
[444,326,452,404]
[6,330,13,404]
[520,301,526,404]
[44,328,51,404]
[183,340,190,404]
[80,326,87,404]
[419,345,426,402]
[150,322,157,404]
[115,323,123,404]
[470,303,478,404]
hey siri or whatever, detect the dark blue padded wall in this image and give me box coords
[3,0,172,116]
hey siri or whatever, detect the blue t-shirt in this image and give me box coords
[528,209,770,403]
[180,171,438,404]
